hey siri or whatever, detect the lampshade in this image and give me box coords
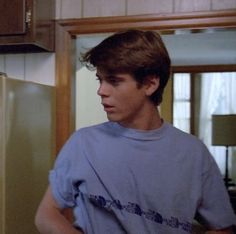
[212,114,236,146]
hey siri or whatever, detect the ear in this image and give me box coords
[145,75,160,96]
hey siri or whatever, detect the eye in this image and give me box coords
[108,76,122,86]
[96,76,102,84]
[109,79,119,86]
[96,77,101,83]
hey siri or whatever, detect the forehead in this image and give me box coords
[96,68,134,80]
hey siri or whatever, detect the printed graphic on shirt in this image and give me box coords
[88,194,192,233]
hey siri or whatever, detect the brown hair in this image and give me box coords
[81,29,171,105]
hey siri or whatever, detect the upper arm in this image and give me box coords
[41,185,61,209]
[35,185,63,220]
[35,186,79,234]
[36,186,74,225]
[196,154,236,229]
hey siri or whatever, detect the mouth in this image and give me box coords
[102,103,115,112]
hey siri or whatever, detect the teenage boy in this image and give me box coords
[35,29,236,234]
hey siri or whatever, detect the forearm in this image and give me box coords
[35,207,83,234]
[206,227,234,234]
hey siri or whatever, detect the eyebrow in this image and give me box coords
[96,73,126,79]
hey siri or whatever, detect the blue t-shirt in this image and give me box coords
[50,121,236,233]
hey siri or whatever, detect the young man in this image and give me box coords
[35,30,236,234]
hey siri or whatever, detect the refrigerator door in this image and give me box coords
[0,74,55,234]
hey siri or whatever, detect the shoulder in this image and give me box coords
[74,121,111,136]
[164,123,214,165]
[54,123,110,164]
[165,122,204,147]
[66,121,115,144]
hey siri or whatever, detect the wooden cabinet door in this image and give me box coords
[0,0,26,35]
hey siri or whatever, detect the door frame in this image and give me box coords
[55,10,236,153]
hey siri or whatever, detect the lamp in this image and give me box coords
[212,114,236,188]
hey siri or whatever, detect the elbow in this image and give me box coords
[34,206,46,233]
[34,209,42,231]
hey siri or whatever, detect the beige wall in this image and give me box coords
[0,0,236,85]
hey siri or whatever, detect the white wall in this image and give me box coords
[55,0,236,19]
[0,53,55,86]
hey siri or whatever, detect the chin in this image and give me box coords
[107,114,122,123]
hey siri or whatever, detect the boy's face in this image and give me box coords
[96,68,156,129]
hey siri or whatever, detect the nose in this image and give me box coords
[97,81,109,97]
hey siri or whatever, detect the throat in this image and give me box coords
[142,114,163,130]
[119,109,162,131]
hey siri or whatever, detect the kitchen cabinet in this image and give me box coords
[0,0,55,53]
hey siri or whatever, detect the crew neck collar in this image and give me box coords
[107,120,169,140]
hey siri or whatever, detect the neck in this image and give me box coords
[119,107,162,131]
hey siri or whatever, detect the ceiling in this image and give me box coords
[76,29,236,66]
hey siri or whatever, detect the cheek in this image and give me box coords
[113,85,146,110]
[118,91,135,104]
[120,93,145,111]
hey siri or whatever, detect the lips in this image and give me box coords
[102,103,114,112]
[103,104,112,108]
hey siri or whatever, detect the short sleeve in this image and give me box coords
[49,131,81,209]
[196,151,236,229]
